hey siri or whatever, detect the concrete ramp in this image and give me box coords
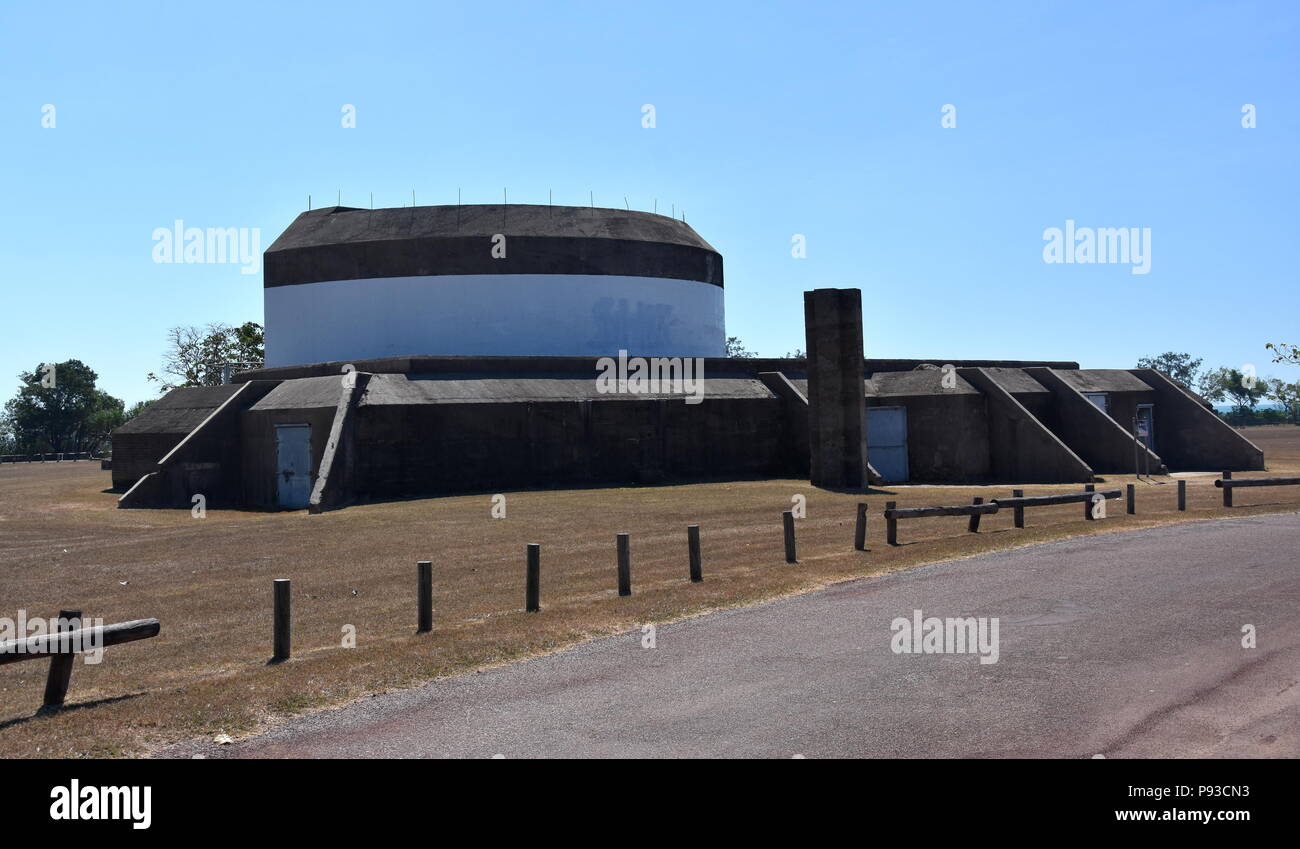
[1026,367,1166,474]
[308,372,372,514]
[1129,369,1264,471]
[959,367,1093,483]
[117,381,276,508]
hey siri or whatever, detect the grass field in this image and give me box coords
[2,425,1298,758]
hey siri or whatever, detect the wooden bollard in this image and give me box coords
[1177,479,1186,511]
[1222,471,1233,507]
[526,544,540,612]
[687,525,702,582]
[616,533,631,596]
[782,510,796,563]
[41,609,80,709]
[1012,489,1025,528]
[967,497,985,532]
[885,500,898,546]
[417,560,433,633]
[273,579,291,661]
[854,503,868,551]
[1084,484,1095,520]
[1126,483,1136,515]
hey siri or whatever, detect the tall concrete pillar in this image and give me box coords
[804,288,867,489]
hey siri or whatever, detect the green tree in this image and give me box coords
[147,321,264,392]
[1135,352,1202,389]
[124,399,155,421]
[1198,367,1270,412]
[1268,378,1300,424]
[4,360,125,454]
[725,336,757,358]
[1265,342,1299,365]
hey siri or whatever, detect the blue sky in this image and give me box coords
[2,0,1297,406]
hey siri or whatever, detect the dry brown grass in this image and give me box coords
[1,424,1298,758]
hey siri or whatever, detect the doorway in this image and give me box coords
[866,405,909,482]
[275,424,312,509]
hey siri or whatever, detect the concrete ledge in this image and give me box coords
[117,382,277,508]
[1129,369,1264,470]
[1026,367,1167,474]
[308,372,372,514]
[959,367,1093,483]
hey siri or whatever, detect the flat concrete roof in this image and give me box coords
[264,204,723,288]
[360,373,773,404]
[114,385,243,435]
[981,367,1049,394]
[247,376,343,411]
[1056,369,1155,393]
[867,370,981,397]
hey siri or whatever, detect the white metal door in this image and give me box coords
[275,424,312,509]
[866,406,908,482]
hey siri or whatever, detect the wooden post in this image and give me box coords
[417,561,433,633]
[526,544,540,612]
[854,503,868,551]
[782,511,796,563]
[1126,483,1136,515]
[617,533,631,596]
[41,609,81,709]
[687,525,702,582]
[1222,471,1233,507]
[273,579,291,662]
[1012,489,1025,528]
[967,497,984,532]
[1177,479,1186,511]
[885,500,898,545]
[1084,484,1095,520]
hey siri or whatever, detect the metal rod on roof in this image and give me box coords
[624,196,629,210]
[412,189,416,207]
[654,198,657,214]
[338,189,341,206]
[308,194,312,211]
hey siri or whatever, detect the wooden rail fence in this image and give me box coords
[1215,470,1300,507]
[0,612,160,709]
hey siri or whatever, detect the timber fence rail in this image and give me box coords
[883,498,999,545]
[0,613,161,710]
[1215,470,1300,507]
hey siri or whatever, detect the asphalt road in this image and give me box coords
[179,513,1300,758]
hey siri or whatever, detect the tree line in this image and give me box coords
[0,322,264,456]
[1136,349,1300,425]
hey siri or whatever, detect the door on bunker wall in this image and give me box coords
[275,424,312,509]
[1135,404,1155,452]
[866,405,909,482]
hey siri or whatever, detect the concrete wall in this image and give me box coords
[1026,368,1165,474]
[804,288,867,489]
[239,406,337,508]
[869,393,991,482]
[1129,368,1264,470]
[351,396,799,500]
[110,434,184,490]
[118,382,277,508]
[265,274,726,366]
[959,368,1093,483]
